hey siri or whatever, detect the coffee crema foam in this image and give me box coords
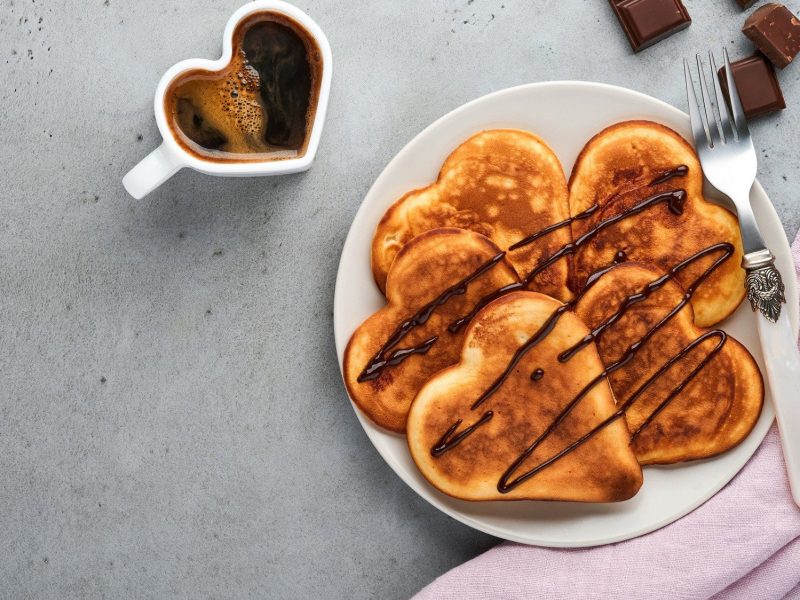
[164,12,322,162]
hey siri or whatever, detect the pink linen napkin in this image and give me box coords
[413,229,800,600]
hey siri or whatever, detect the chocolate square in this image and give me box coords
[718,54,786,119]
[743,3,800,68]
[609,0,691,52]
[737,0,758,8]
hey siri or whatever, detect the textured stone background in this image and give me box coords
[1,0,798,598]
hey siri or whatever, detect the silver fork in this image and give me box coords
[685,50,800,507]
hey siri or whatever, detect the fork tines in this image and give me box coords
[684,49,750,148]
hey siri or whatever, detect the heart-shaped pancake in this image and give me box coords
[371,130,571,301]
[568,121,745,327]
[407,291,643,502]
[573,261,763,465]
[344,229,518,433]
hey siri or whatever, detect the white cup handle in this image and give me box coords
[123,143,184,199]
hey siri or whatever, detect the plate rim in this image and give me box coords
[333,80,799,547]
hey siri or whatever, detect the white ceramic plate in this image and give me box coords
[333,82,799,548]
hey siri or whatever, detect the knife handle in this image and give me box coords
[757,309,800,507]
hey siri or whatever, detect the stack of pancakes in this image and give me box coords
[344,122,763,503]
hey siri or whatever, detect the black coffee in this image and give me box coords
[165,12,322,162]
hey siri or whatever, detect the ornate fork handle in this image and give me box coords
[742,248,786,323]
[685,51,800,507]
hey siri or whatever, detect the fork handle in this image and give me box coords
[732,189,768,255]
[742,250,785,322]
[731,188,785,322]
[757,310,800,508]
[733,191,800,505]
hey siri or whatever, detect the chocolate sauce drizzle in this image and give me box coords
[628,330,727,441]
[448,282,524,334]
[357,160,729,491]
[358,336,439,383]
[431,242,735,494]
[467,252,659,412]
[357,252,505,382]
[449,189,686,334]
[431,411,494,457]
[507,165,688,254]
[498,330,727,492]
[508,204,599,251]
[556,243,731,363]
[362,165,690,379]
[521,190,685,286]
[650,164,689,185]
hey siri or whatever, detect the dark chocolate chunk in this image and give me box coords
[743,3,800,68]
[718,54,786,119]
[737,0,758,8]
[608,0,691,52]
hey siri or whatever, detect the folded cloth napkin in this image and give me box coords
[413,229,800,600]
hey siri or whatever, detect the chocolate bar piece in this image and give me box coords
[743,3,800,68]
[737,0,758,8]
[609,0,691,52]
[718,54,786,119]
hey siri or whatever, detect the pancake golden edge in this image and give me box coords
[407,291,643,502]
[344,228,518,433]
[371,129,571,301]
[573,262,763,465]
[569,120,745,328]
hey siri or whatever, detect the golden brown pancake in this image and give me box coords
[371,129,571,300]
[573,262,763,465]
[407,291,643,502]
[344,228,518,433]
[569,120,745,327]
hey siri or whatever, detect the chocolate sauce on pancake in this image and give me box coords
[164,11,322,162]
[650,165,689,185]
[448,188,686,335]
[508,165,687,253]
[508,204,600,251]
[431,411,494,457]
[357,253,505,382]
[521,190,685,286]
[498,330,728,492]
[361,168,694,404]
[354,161,734,490]
[362,171,692,382]
[448,282,524,334]
[430,243,734,492]
[469,242,731,411]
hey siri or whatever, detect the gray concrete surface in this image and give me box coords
[1,0,798,598]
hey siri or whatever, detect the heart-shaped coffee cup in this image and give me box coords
[122,0,332,199]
